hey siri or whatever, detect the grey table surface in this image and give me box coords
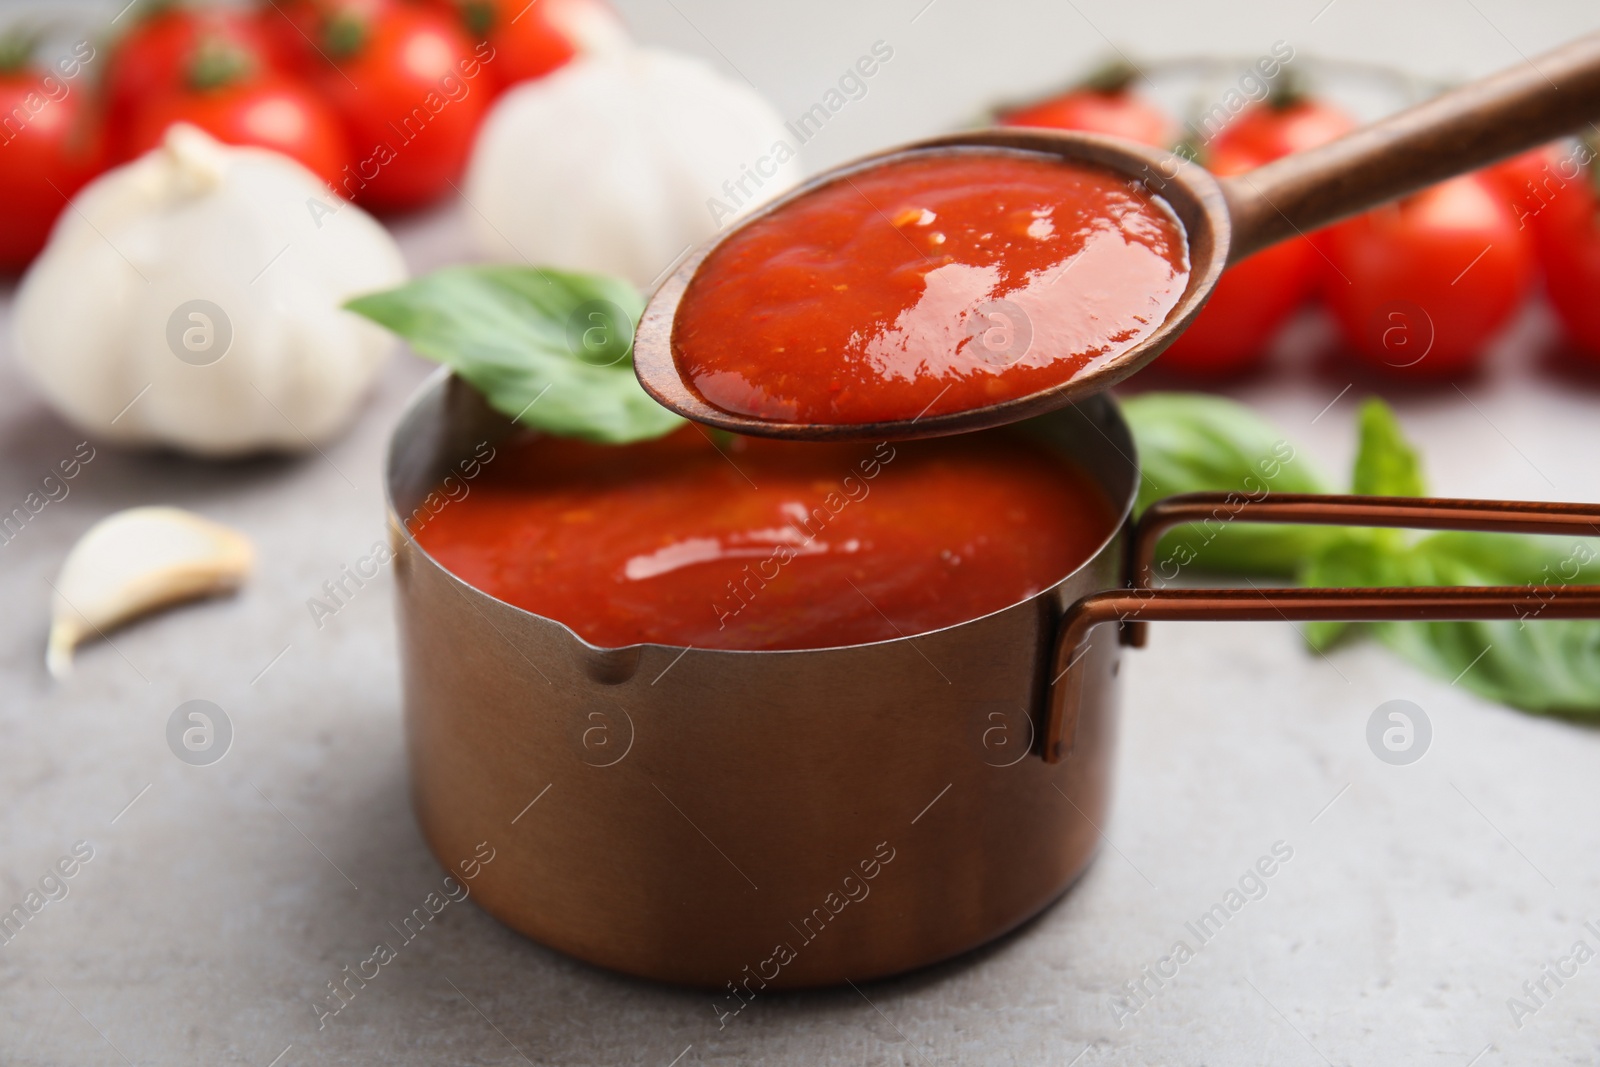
[4,2,1600,1064]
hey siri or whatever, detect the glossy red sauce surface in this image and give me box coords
[672,149,1190,425]
[413,429,1115,650]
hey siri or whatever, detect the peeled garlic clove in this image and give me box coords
[47,507,254,679]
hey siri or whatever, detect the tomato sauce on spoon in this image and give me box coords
[671,148,1190,425]
[412,428,1115,650]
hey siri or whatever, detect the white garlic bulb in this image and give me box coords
[463,47,805,289]
[13,124,408,457]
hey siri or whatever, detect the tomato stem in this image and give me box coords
[187,35,256,91]
[0,24,46,74]
[324,9,371,59]
[455,0,496,39]
[126,0,183,24]
[988,57,1141,125]
[1078,58,1139,95]
[1266,66,1310,110]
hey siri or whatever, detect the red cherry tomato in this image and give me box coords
[1322,174,1535,378]
[1208,97,1356,161]
[105,6,279,135]
[1485,145,1562,205]
[1218,96,1357,259]
[1158,147,1319,376]
[1158,100,1355,377]
[1522,144,1600,358]
[257,0,323,72]
[258,0,390,74]
[311,4,490,212]
[126,73,350,188]
[1000,85,1174,147]
[0,61,105,272]
[441,0,618,91]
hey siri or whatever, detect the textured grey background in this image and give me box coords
[3,1,1600,1064]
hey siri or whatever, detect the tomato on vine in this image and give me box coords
[307,2,491,211]
[436,0,624,92]
[1205,94,1355,161]
[124,39,349,187]
[1159,90,1355,376]
[1158,145,1321,376]
[1484,143,1568,225]
[0,32,104,272]
[1322,174,1535,377]
[998,63,1175,147]
[1519,139,1600,359]
[105,5,281,137]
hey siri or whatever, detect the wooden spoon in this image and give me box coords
[635,32,1600,442]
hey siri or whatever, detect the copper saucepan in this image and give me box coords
[385,370,1600,989]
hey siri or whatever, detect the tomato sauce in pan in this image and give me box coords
[412,428,1116,650]
[671,148,1190,425]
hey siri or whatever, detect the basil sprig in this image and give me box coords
[1123,392,1337,576]
[1125,392,1600,718]
[346,266,684,444]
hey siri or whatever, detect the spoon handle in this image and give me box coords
[1222,31,1600,263]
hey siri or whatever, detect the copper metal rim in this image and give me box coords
[633,129,1232,442]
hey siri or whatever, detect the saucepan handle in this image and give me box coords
[1041,493,1600,764]
[1221,31,1600,262]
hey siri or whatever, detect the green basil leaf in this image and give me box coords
[1122,392,1337,576]
[1337,396,1427,563]
[1351,397,1426,498]
[1370,532,1600,717]
[1405,530,1600,585]
[1298,536,1406,652]
[346,265,684,444]
[1317,396,1428,614]
[1136,392,1600,719]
